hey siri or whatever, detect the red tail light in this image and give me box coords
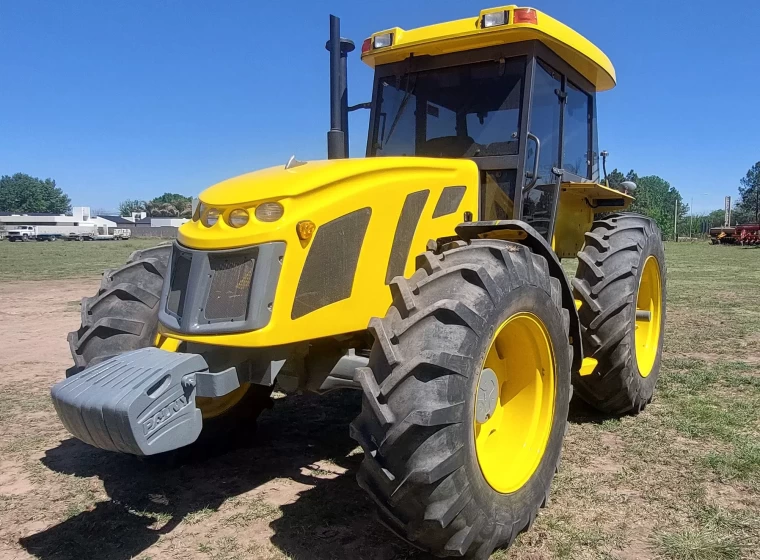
[361,38,372,54]
[513,8,538,24]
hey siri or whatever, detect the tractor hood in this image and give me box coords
[178,157,478,251]
[199,158,467,204]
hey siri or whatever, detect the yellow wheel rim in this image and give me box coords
[474,313,556,494]
[635,256,662,377]
[196,383,250,420]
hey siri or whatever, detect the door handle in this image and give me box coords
[523,132,541,194]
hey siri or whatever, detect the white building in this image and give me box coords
[0,207,190,235]
[0,207,117,234]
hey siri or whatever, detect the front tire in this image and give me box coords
[67,243,273,449]
[351,240,572,558]
[68,244,173,371]
[572,213,666,414]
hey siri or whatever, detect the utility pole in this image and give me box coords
[689,196,693,238]
[674,198,678,241]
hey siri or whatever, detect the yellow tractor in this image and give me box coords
[53,6,666,558]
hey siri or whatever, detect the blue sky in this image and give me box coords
[2,0,758,215]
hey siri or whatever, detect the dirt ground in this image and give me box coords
[0,242,759,560]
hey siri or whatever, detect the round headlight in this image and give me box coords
[202,207,221,227]
[228,208,250,228]
[255,202,284,222]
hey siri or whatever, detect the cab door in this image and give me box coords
[522,59,563,241]
[521,56,595,243]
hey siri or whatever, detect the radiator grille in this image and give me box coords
[204,253,255,320]
[167,250,192,317]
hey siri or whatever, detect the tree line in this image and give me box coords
[0,173,194,218]
[605,169,688,239]
[677,162,760,234]
[3,163,759,233]
[118,194,193,218]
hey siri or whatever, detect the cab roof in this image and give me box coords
[361,5,616,91]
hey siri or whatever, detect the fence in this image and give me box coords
[126,226,179,239]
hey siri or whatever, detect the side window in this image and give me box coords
[375,77,417,156]
[482,170,517,220]
[563,82,591,178]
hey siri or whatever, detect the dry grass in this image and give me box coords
[0,241,758,559]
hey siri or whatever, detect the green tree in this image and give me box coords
[118,199,143,217]
[0,173,71,214]
[144,193,192,218]
[606,168,626,188]
[737,162,760,223]
[705,209,727,228]
[628,175,687,239]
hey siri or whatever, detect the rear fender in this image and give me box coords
[454,220,583,372]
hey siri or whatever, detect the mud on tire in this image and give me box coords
[572,213,666,414]
[350,239,572,559]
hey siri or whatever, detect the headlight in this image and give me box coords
[227,208,250,228]
[202,207,221,227]
[255,202,284,222]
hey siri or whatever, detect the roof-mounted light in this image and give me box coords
[482,11,508,28]
[513,8,538,24]
[373,33,393,49]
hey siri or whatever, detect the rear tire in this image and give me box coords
[572,213,666,414]
[351,240,572,558]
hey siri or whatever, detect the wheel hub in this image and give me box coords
[475,368,499,423]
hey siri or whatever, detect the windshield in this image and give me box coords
[371,58,525,159]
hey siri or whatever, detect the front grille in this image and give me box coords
[204,253,256,321]
[167,250,192,317]
[159,241,283,335]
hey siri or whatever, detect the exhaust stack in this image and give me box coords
[326,15,355,159]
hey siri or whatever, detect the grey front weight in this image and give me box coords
[51,347,241,456]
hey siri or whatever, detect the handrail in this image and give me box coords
[523,132,541,194]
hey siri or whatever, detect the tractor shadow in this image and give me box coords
[567,393,630,425]
[20,390,426,560]
[20,391,611,560]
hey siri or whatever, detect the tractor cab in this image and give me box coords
[356,6,626,252]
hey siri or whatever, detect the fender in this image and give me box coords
[454,220,583,372]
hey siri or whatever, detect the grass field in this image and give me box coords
[0,238,160,280]
[0,240,758,559]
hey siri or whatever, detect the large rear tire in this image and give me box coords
[572,213,666,414]
[67,243,273,448]
[351,240,572,559]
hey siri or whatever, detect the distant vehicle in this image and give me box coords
[7,225,37,242]
[113,229,132,240]
[8,225,99,242]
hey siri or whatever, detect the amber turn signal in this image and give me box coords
[296,220,316,241]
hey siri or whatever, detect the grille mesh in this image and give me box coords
[204,254,255,320]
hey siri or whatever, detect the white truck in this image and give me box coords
[7,225,99,242]
[7,225,38,241]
